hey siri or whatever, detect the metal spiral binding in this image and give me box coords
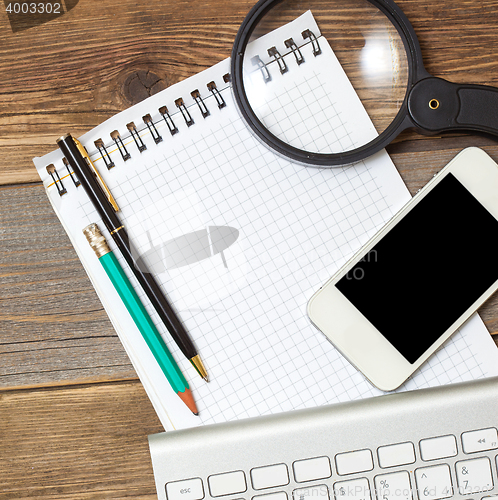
[268,46,288,74]
[175,98,195,127]
[46,164,67,196]
[63,157,81,187]
[285,38,304,65]
[127,122,147,152]
[252,55,272,83]
[48,78,228,183]
[191,90,210,118]
[143,114,163,144]
[45,31,319,197]
[207,81,226,109]
[110,130,131,161]
[302,29,321,56]
[159,105,179,136]
[94,138,115,169]
[256,29,320,84]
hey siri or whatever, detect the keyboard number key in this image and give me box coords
[294,485,330,500]
[333,478,371,500]
[456,458,494,495]
[461,428,498,454]
[415,465,453,500]
[254,492,288,500]
[375,471,412,500]
[166,478,204,500]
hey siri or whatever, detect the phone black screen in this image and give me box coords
[335,173,498,364]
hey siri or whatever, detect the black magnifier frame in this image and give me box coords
[230,0,498,167]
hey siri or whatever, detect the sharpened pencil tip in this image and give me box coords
[177,388,199,415]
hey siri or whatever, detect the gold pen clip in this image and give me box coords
[72,137,120,212]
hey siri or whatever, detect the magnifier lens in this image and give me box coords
[239,0,409,158]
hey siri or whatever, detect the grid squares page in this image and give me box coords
[34,12,498,430]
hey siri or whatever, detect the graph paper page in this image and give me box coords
[34,12,498,431]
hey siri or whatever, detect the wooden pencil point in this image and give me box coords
[178,388,199,416]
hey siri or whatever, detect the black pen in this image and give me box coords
[57,133,209,382]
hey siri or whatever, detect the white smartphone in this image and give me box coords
[307,147,498,391]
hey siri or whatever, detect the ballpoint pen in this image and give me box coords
[83,223,198,415]
[57,133,209,382]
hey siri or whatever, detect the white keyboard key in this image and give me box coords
[420,436,458,461]
[166,478,204,500]
[415,464,453,500]
[374,471,412,500]
[336,450,373,476]
[254,492,288,500]
[462,428,498,454]
[378,443,415,468]
[293,484,329,500]
[209,471,247,497]
[251,464,289,490]
[456,458,494,495]
[293,457,331,483]
[481,496,498,500]
[333,478,371,500]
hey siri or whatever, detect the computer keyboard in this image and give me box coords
[148,377,498,500]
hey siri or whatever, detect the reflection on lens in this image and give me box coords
[240,0,409,156]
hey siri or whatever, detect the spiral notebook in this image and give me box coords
[34,12,498,431]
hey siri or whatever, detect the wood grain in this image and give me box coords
[1,0,498,184]
[0,0,253,185]
[2,0,498,497]
[0,183,137,389]
[0,381,163,499]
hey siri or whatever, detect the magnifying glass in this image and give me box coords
[230,0,498,167]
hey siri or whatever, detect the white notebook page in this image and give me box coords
[34,12,498,431]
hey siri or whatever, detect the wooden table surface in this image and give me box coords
[1,0,498,497]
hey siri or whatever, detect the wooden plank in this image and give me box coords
[2,0,498,185]
[0,381,163,499]
[1,2,498,499]
[0,183,137,388]
[0,0,253,185]
[389,138,498,195]
[401,0,498,85]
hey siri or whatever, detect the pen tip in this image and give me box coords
[190,355,209,381]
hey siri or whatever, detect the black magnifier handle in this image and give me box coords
[408,77,498,138]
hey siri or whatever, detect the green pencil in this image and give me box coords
[83,223,198,415]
